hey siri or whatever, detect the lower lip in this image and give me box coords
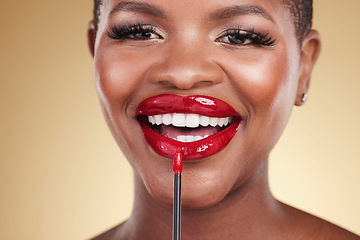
[139,120,241,160]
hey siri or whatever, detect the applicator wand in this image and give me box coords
[173,152,183,240]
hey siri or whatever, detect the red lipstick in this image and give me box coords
[136,94,241,160]
[173,152,183,174]
[173,152,182,240]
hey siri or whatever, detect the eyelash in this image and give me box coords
[217,28,277,47]
[107,23,162,40]
[106,23,277,47]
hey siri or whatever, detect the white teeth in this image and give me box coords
[185,135,194,142]
[146,114,234,143]
[162,114,172,125]
[149,116,156,125]
[186,114,200,128]
[218,117,225,127]
[176,135,210,143]
[148,114,232,128]
[177,135,186,142]
[199,116,210,127]
[223,117,229,126]
[209,117,218,127]
[194,136,202,141]
[154,115,162,125]
[172,113,186,127]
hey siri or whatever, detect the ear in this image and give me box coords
[87,20,96,57]
[295,30,321,106]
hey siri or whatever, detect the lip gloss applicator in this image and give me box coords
[173,152,183,240]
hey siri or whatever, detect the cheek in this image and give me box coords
[94,48,144,107]
[93,44,153,161]
[232,56,294,105]
[221,47,300,157]
[224,48,299,121]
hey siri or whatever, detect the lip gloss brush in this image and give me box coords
[173,152,183,240]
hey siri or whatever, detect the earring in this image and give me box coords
[301,93,308,103]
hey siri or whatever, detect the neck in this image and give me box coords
[123,160,285,240]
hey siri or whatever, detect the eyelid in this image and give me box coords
[216,27,248,38]
[215,27,278,47]
[106,22,165,40]
[216,27,257,41]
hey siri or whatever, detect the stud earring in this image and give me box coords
[301,93,308,103]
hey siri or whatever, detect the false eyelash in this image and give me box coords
[107,22,159,40]
[223,28,278,47]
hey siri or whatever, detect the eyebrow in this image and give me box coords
[109,1,166,19]
[209,5,275,22]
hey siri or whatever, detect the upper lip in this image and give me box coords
[136,94,239,117]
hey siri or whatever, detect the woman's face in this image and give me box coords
[90,0,306,208]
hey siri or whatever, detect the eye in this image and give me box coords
[127,31,159,40]
[217,30,253,45]
[107,23,163,41]
[216,28,277,47]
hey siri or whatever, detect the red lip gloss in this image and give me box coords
[173,152,183,240]
[136,95,242,160]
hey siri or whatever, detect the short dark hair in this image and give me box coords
[93,0,102,33]
[93,0,313,43]
[282,0,313,42]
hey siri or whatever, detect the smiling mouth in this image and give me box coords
[136,94,242,160]
[144,113,234,142]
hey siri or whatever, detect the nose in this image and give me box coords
[147,42,224,90]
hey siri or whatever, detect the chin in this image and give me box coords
[147,179,231,210]
[181,184,230,209]
[141,158,235,210]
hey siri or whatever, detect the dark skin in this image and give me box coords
[88,0,360,239]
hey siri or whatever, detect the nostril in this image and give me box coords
[193,81,217,88]
[157,81,177,87]
[156,80,217,89]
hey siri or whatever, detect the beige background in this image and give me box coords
[0,0,359,239]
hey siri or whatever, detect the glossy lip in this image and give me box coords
[136,94,242,160]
